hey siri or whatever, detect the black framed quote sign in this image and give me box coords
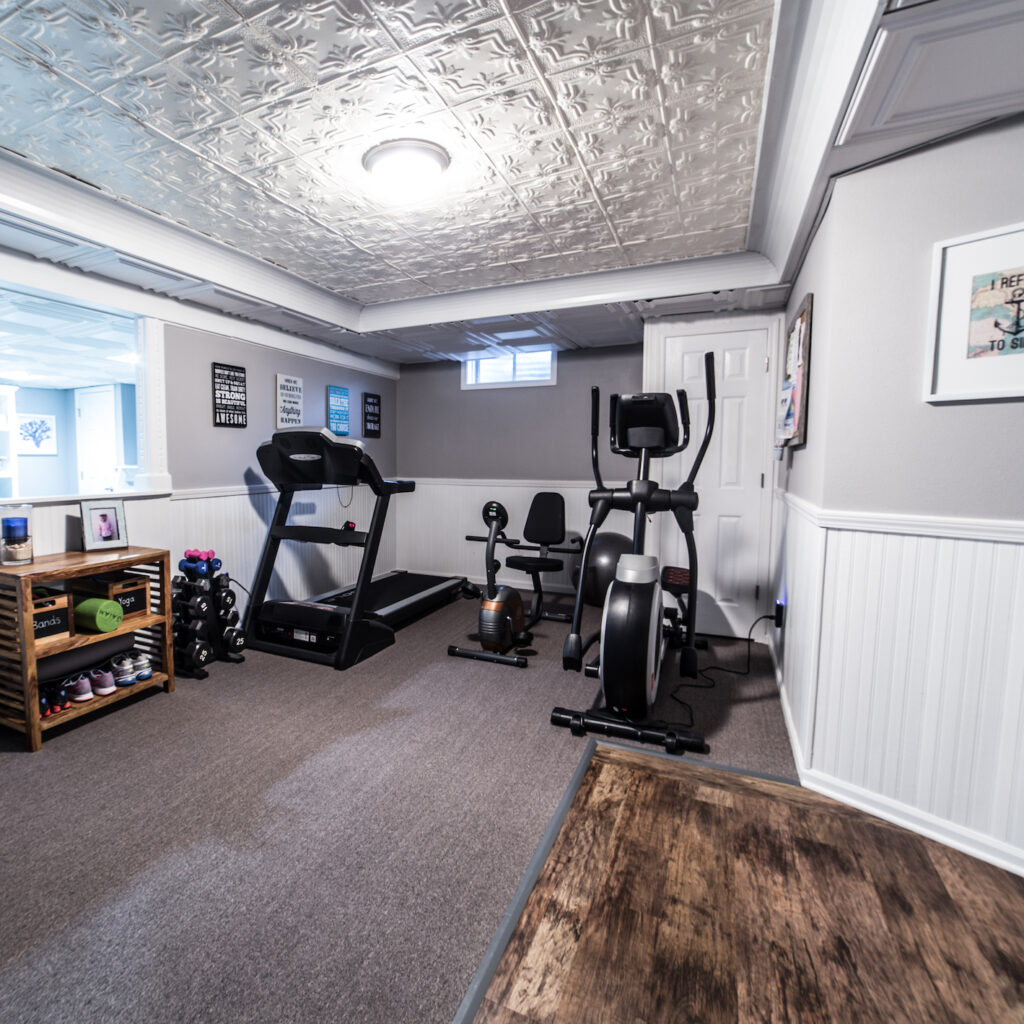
[212,362,247,428]
[363,392,381,438]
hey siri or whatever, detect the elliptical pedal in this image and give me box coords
[660,564,690,595]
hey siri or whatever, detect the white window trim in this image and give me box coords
[460,349,558,391]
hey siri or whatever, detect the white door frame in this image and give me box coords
[642,312,783,638]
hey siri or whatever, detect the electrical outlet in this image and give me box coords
[774,601,785,628]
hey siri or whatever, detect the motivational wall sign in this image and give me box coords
[276,374,303,429]
[328,385,350,435]
[362,392,381,438]
[212,362,247,428]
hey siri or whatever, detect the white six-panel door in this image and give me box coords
[644,315,781,638]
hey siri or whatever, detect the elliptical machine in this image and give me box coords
[552,352,716,754]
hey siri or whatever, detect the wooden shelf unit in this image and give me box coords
[0,545,174,751]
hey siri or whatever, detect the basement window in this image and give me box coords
[461,348,557,390]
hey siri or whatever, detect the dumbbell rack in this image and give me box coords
[172,570,245,679]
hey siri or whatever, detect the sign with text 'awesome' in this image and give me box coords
[276,374,303,429]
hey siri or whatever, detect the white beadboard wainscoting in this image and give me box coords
[772,492,1024,876]
[20,484,394,612]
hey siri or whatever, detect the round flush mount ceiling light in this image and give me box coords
[362,138,451,204]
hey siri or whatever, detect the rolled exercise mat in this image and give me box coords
[74,597,124,633]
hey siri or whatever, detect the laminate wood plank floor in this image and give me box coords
[472,745,1024,1024]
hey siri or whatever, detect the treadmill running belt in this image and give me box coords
[325,571,463,626]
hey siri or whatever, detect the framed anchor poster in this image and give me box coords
[926,221,1024,402]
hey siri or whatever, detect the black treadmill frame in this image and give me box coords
[242,428,442,670]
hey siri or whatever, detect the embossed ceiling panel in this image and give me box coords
[0,0,776,315]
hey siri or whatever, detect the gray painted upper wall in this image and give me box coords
[165,324,397,490]
[396,345,643,481]
[782,118,1024,520]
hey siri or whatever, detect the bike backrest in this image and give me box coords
[523,491,566,546]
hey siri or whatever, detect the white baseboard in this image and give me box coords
[799,769,1024,878]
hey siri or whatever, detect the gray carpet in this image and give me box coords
[0,596,795,1024]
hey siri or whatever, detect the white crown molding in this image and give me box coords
[749,0,884,279]
[359,251,780,332]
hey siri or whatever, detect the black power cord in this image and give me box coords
[670,613,774,714]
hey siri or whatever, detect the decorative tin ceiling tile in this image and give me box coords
[0,39,92,135]
[0,0,776,319]
[451,84,560,147]
[2,0,160,90]
[412,20,533,102]
[83,0,242,63]
[363,0,501,48]
[261,0,400,80]
[514,0,647,73]
[101,64,236,136]
[168,23,305,115]
[188,116,296,174]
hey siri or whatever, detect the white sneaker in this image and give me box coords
[131,650,153,681]
[111,655,136,687]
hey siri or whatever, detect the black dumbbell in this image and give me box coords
[222,626,246,654]
[218,607,239,626]
[211,573,232,590]
[173,590,210,618]
[173,575,211,594]
[215,589,236,612]
[174,618,208,643]
[174,637,213,671]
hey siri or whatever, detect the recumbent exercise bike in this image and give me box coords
[552,352,717,753]
[448,493,581,668]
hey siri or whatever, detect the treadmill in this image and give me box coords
[242,427,463,669]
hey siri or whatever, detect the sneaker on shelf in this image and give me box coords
[39,689,50,717]
[66,674,94,702]
[111,655,136,687]
[48,681,71,712]
[130,650,153,682]
[88,666,117,696]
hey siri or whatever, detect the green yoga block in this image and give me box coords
[74,597,124,633]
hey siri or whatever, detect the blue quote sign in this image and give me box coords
[327,385,350,435]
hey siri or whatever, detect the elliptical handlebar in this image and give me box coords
[590,386,605,491]
[684,351,716,487]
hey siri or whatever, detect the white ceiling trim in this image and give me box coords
[358,249,779,331]
[748,0,883,279]
[0,247,400,381]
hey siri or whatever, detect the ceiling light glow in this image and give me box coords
[362,138,451,204]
